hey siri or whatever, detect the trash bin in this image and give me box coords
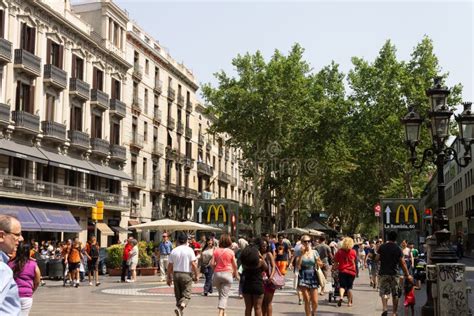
[37,259,48,278]
[48,259,63,279]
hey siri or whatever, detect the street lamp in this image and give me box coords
[401,77,472,316]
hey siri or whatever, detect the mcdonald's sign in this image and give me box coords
[395,204,418,224]
[207,204,227,223]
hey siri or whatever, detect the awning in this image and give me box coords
[88,161,132,181]
[0,199,41,231]
[111,226,131,234]
[37,148,95,174]
[28,205,81,232]
[128,220,139,227]
[0,139,48,164]
[95,222,114,235]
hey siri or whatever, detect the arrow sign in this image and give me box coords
[197,206,204,223]
[385,206,392,224]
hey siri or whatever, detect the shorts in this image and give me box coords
[68,262,80,271]
[87,258,98,272]
[129,262,137,270]
[379,275,400,298]
[339,272,355,290]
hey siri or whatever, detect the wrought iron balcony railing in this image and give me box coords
[14,49,41,77]
[43,64,67,90]
[12,111,40,134]
[41,121,66,141]
[69,78,90,101]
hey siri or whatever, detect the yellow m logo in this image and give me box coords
[395,204,418,224]
[207,204,226,223]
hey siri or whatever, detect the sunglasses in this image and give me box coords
[302,240,311,243]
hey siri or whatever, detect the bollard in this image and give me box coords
[436,263,469,316]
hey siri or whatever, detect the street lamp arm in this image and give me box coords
[412,147,437,170]
[445,146,471,168]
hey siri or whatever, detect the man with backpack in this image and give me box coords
[85,236,101,286]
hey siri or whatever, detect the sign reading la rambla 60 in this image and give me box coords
[380,199,420,230]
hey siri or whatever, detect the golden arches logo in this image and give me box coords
[395,204,418,224]
[207,204,226,223]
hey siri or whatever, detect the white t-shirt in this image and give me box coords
[169,244,197,273]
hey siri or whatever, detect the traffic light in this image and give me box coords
[96,200,104,221]
[424,208,432,219]
[91,206,98,221]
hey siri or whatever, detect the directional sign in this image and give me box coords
[197,206,204,223]
[385,206,392,224]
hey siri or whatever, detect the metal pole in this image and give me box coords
[94,220,98,239]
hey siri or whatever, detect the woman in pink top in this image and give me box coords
[8,243,41,316]
[211,234,238,316]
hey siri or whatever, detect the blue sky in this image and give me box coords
[114,0,473,101]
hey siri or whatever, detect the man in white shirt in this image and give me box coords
[167,233,199,316]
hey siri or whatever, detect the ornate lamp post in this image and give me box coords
[401,77,473,316]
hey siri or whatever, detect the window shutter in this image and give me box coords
[111,78,116,99]
[59,45,64,69]
[92,68,97,89]
[29,85,35,114]
[29,27,36,54]
[0,10,4,38]
[15,81,21,111]
[71,55,76,78]
[46,39,51,64]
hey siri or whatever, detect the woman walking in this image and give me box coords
[333,237,357,307]
[258,238,276,316]
[241,244,268,316]
[211,234,238,316]
[199,237,215,296]
[296,235,322,316]
[127,239,139,282]
[8,243,41,315]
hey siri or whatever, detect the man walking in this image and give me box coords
[0,214,23,315]
[376,231,413,316]
[167,233,199,316]
[159,233,173,282]
[315,236,332,294]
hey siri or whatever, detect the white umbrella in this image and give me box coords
[180,221,223,232]
[278,227,311,235]
[128,219,222,232]
[308,229,324,236]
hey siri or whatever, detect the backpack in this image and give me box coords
[88,242,99,258]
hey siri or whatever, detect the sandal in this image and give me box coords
[337,299,342,307]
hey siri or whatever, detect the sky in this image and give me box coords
[113,0,473,102]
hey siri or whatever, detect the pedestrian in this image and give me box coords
[127,239,139,283]
[376,231,413,316]
[296,234,322,316]
[159,233,173,282]
[199,237,215,296]
[241,244,268,316]
[167,233,199,316]
[61,239,72,286]
[121,237,133,283]
[400,240,414,284]
[275,235,290,276]
[289,236,303,305]
[211,233,238,316]
[188,235,201,257]
[332,237,357,307]
[66,237,82,288]
[85,236,101,286]
[257,238,276,316]
[314,236,332,294]
[8,243,41,316]
[0,214,23,315]
[365,240,378,288]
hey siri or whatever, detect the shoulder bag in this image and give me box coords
[313,251,326,289]
[270,265,285,288]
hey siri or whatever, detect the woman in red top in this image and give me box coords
[332,237,357,307]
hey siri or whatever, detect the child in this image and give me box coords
[404,277,416,315]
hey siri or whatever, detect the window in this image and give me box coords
[113,22,120,47]
[20,23,35,53]
[142,194,146,207]
[0,10,5,38]
[71,55,84,80]
[15,81,33,113]
[111,78,121,100]
[47,40,63,68]
[154,94,159,107]
[45,94,55,121]
[167,131,172,147]
[143,158,147,179]
[110,121,120,145]
[155,67,160,81]
[133,82,138,101]
[91,112,102,138]
[92,67,104,91]
[70,104,82,131]
[144,89,148,114]
[144,121,148,143]
[186,142,192,158]
[145,59,149,75]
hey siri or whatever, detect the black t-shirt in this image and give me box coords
[378,242,402,276]
[315,243,331,263]
[275,243,289,261]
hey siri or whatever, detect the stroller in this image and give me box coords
[328,270,348,303]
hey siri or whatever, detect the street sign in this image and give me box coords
[374,203,381,217]
[197,206,204,223]
[385,206,391,224]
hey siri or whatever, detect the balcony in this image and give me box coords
[166,146,178,160]
[151,178,165,193]
[218,147,223,157]
[183,157,194,170]
[133,63,143,81]
[12,111,40,134]
[90,138,110,156]
[153,109,162,125]
[110,144,127,161]
[130,174,146,189]
[206,142,212,151]
[154,80,163,95]
[218,171,231,184]
[185,188,198,199]
[130,206,140,218]
[0,103,10,126]
[176,185,185,197]
[68,130,90,150]
[197,162,213,177]
[0,38,12,64]
[167,116,175,130]
[177,121,184,135]
[0,174,130,211]
[198,133,204,146]
[90,89,109,111]
[43,64,67,90]
[167,87,176,101]
[41,121,66,142]
[186,100,193,112]
[14,49,41,77]
[130,133,144,150]
[151,205,162,219]
[177,94,184,107]
[166,183,177,195]
[152,142,164,157]
[110,99,126,118]
[185,127,192,140]
[132,96,142,114]
[69,78,90,101]
[231,177,238,187]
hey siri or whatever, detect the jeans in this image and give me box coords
[203,266,214,294]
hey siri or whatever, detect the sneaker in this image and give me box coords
[74,283,79,288]
[89,282,93,286]
[174,308,182,316]
[96,282,101,287]
[125,279,131,283]
[298,299,303,305]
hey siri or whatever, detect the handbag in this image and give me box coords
[270,265,285,288]
[315,264,326,289]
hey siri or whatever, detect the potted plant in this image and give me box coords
[137,241,156,276]
[106,244,124,276]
